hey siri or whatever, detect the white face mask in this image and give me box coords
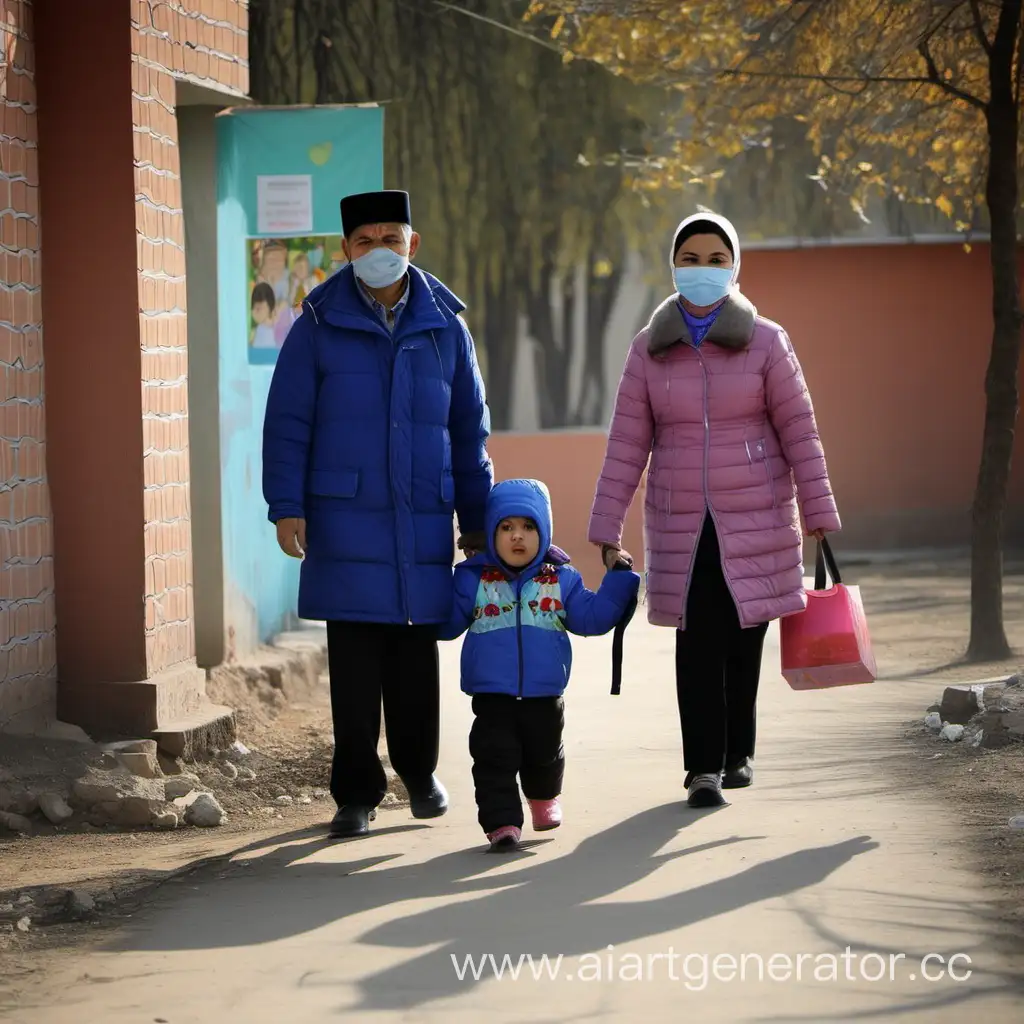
[673,266,734,306]
[352,247,409,288]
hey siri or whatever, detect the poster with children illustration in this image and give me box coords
[246,235,346,365]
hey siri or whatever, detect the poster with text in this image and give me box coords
[247,235,346,365]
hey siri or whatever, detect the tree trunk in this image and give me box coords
[481,273,518,432]
[968,0,1023,662]
[573,252,624,426]
[527,259,574,429]
[292,0,303,103]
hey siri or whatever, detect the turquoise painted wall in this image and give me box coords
[215,106,384,653]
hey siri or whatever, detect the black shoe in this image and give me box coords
[723,759,753,789]
[686,773,726,808]
[329,805,376,838]
[407,776,449,819]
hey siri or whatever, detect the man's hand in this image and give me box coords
[276,517,307,558]
[458,532,486,558]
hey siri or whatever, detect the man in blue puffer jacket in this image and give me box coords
[263,190,493,838]
[439,479,639,850]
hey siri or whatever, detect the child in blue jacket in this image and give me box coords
[439,479,640,850]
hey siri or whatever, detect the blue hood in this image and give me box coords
[484,479,555,577]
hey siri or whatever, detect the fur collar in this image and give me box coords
[647,291,758,357]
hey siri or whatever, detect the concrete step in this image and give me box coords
[152,703,237,760]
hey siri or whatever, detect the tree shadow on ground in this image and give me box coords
[747,899,1024,1021]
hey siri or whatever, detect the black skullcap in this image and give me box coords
[673,218,735,261]
[340,190,411,236]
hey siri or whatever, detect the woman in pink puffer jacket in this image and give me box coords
[589,212,841,808]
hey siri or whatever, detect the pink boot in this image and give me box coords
[486,825,522,851]
[528,798,562,831]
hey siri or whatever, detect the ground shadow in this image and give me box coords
[116,801,884,1013]
[115,803,742,954]
[747,899,1024,1021]
[881,656,1022,682]
[334,826,878,1012]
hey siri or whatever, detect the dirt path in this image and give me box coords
[1,557,1022,1021]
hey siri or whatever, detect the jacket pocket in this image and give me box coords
[746,439,776,508]
[440,471,455,505]
[308,469,359,498]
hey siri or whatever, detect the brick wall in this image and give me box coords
[0,0,53,727]
[2,0,248,722]
[131,0,248,675]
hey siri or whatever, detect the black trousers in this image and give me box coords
[469,693,565,833]
[326,621,440,809]
[675,515,769,777]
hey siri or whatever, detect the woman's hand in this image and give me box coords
[601,544,633,571]
[806,528,827,541]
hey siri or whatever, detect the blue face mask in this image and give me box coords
[673,266,733,307]
[352,247,409,288]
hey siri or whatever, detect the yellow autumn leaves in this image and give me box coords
[527,0,999,232]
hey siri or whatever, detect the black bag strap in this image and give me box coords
[610,592,637,695]
[609,557,637,695]
[813,537,842,591]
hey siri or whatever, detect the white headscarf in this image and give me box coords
[669,211,742,290]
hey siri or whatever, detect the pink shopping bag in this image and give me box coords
[780,538,877,690]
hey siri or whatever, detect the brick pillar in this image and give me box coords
[0,0,56,732]
[33,0,235,741]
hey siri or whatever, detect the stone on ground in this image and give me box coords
[940,723,965,742]
[66,890,96,919]
[184,792,226,827]
[38,792,74,825]
[924,711,942,730]
[0,783,39,817]
[116,752,163,779]
[971,686,1024,748]
[939,685,984,725]
[0,811,33,834]
[72,769,166,827]
[96,798,161,827]
[164,774,202,801]
[72,768,165,806]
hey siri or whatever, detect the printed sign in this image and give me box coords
[256,174,313,234]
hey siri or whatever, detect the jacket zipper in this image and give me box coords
[389,340,412,624]
[679,348,704,626]
[516,576,524,700]
[694,348,744,628]
[665,377,673,515]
